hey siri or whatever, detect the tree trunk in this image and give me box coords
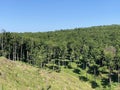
[15,43,16,60]
[13,44,15,60]
[94,67,96,81]
[109,66,111,87]
[86,62,87,78]
[41,62,43,68]
[59,59,60,69]
[27,51,29,62]
[8,46,10,59]
[1,34,4,56]
[53,59,55,71]
[20,45,22,60]
[118,67,120,84]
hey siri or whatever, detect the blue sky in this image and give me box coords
[0,0,120,32]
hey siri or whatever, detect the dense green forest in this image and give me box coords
[0,25,120,89]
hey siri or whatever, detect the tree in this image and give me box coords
[104,46,116,86]
[115,46,120,84]
[81,44,89,77]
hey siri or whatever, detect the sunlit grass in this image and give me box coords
[0,57,93,90]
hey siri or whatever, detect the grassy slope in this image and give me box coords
[0,57,93,90]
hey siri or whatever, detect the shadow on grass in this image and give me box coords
[79,76,89,81]
[101,77,109,88]
[73,68,80,74]
[90,81,99,88]
[87,66,99,76]
[77,64,86,70]
[67,64,73,69]
[47,85,51,90]
[111,72,118,82]
[47,65,61,73]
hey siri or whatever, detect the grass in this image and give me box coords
[0,57,119,90]
[62,62,120,90]
[0,57,93,90]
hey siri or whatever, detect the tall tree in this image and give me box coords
[104,46,116,86]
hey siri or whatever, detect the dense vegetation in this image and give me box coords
[0,25,120,89]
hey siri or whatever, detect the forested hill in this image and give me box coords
[0,25,120,89]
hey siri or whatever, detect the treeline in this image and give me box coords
[0,25,120,87]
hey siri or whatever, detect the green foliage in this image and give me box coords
[1,25,120,89]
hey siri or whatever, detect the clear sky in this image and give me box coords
[0,0,120,32]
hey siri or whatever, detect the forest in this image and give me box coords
[0,25,120,89]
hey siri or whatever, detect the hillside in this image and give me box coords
[0,57,93,90]
[1,25,120,89]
